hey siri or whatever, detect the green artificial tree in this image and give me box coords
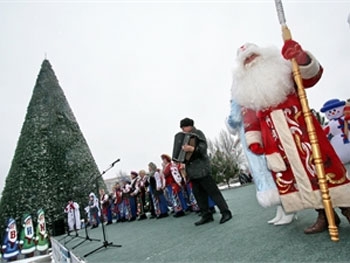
[0,60,105,236]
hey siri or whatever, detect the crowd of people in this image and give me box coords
[64,118,233,231]
[83,154,228,229]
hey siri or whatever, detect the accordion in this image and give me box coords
[172,132,198,163]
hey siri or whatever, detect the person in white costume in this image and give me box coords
[227,100,295,225]
[64,197,81,233]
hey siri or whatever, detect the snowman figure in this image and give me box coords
[320,98,350,165]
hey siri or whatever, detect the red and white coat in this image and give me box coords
[242,55,350,213]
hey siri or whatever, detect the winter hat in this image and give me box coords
[320,99,345,113]
[236,43,258,57]
[236,43,260,65]
[180,118,194,128]
[161,154,171,162]
[130,171,138,177]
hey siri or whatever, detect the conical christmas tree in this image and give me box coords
[0,59,105,235]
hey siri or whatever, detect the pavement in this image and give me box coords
[54,184,350,263]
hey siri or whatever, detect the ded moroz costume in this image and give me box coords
[230,40,350,233]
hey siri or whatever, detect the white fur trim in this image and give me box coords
[245,131,262,146]
[270,109,317,208]
[266,152,287,172]
[36,244,49,252]
[281,183,350,213]
[21,246,36,254]
[256,188,281,208]
[299,51,321,80]
[3,250,19,258]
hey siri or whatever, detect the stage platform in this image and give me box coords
[51,184,350,263]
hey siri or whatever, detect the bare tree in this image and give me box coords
[311,109,327,126]
[209,129,247,188]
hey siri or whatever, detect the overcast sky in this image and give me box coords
[0,0,349,194]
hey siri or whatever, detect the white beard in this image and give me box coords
[231,46,295,111]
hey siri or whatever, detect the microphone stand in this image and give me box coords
[72,215,100,249]
[58,225,73,243]
[84,159,122,258]
[59,206,77,244]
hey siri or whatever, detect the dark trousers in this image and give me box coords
[148,192,156,216]
[191,176,229,218]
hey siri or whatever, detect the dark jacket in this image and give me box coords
[185,127,212,180]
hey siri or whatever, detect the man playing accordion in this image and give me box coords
[172,117,232,226]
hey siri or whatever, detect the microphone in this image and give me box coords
[111,159,120,167]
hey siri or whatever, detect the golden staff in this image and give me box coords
[274,0,339,242]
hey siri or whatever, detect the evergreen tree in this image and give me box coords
[0,60,105,235]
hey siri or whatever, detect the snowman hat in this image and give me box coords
[320,99,345,113]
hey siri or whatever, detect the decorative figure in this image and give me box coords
[1,218,20,262]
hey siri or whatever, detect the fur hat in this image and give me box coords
[180,117,194,128]
[236,43,259,58]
